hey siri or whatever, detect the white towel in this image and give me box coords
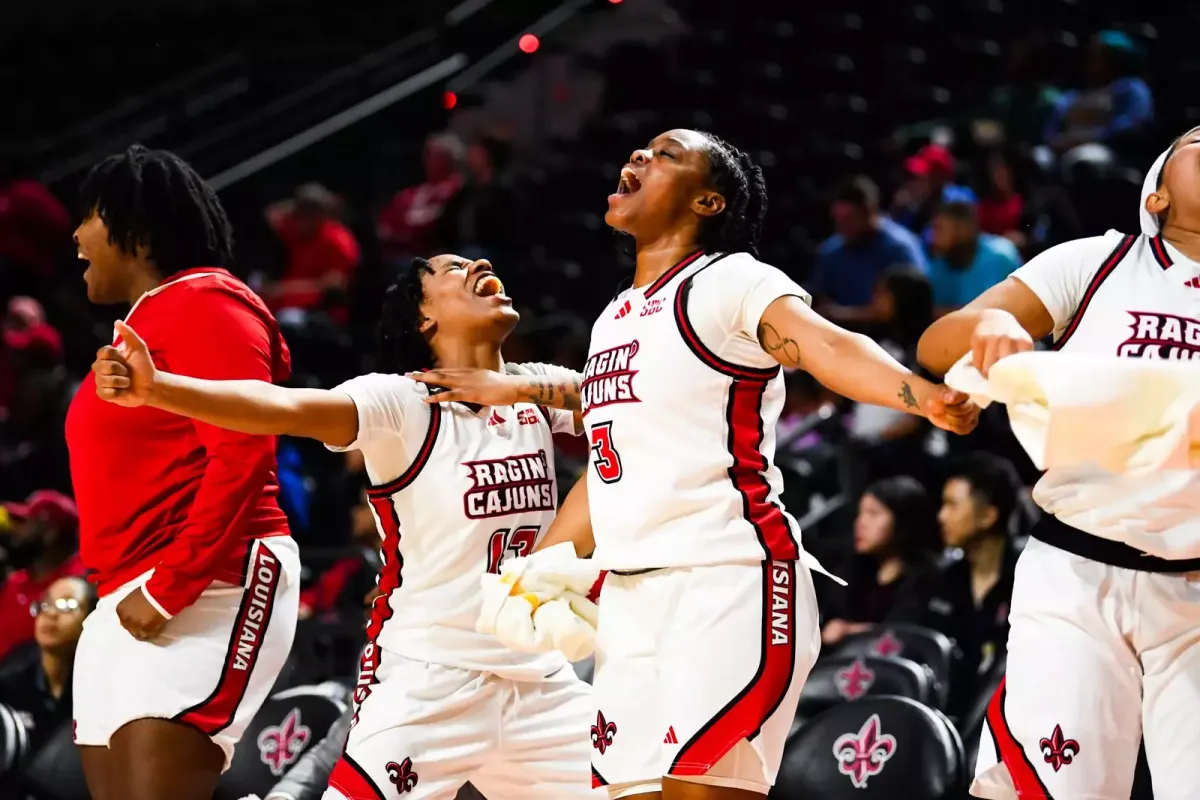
[945,351,1200,475]
[1140,147,1172,237]
[478,543,601,662]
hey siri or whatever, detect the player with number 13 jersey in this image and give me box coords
[88,254,600,800]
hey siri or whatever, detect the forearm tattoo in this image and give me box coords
[898,382,919,410]
[520,377,582,410]
[757,322,803,367]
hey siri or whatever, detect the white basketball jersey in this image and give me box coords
[328,370,576,683]
[1014,231,1200,559]
[582,250,812,570]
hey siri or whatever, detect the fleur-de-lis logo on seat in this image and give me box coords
[871,629,904,657]
[591,710,617,754]
[833,714,897,788]
[256,708,311,776]
[835,658,876,700]
[1039,724,1080,772]
[386,757,419,794]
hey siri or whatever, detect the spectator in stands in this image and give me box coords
[0,492,83,664]
[0,367,72,498]
[0,577,94,753]
[926,201,1022,311]
[891,144,976,236]
[443,133,523,260]
[977,148,1026,243]
[970,35,1064,148]
[811,176,927,322]
[298,488,380,621]
[1044,31,1153,162]
[265,183,362,323]
[850,267,935,479]
[934,454,1021,688]
[1,296,64,420]
[0,159,71,297]
[820,476,946,646]
[376,133,465,264]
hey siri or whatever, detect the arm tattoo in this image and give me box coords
[757,322,803,367]
[898,382,919,410]
[519,377,582,410]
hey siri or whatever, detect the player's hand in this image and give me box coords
[970,309,1034,377]
[93,321,157,407]
[406,368,524,407]
[921,384,981,435]
[116,587,169,641]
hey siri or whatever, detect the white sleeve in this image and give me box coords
[505,361,582,436]
[324,373,426,452]
[1009,231,1126,333]
[686,254,812,368]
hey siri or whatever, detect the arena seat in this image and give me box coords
[956,653,1005,771]
[829,624,955,709]
[772,696,966,799]
[0,703,35,796]
[215,683,349,800]
[794,654,931,732]
[19,720,88,800]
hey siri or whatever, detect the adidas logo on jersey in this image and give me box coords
[488,410,505,426]
[613,300,633,319]
[663,726,678,744]
[1185,276,1200,289]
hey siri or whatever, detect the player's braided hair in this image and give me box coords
[378,257,436,375]
[78,144,233,273]
[697,132,768,258]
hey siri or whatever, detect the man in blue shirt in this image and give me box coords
[811,176,927,325]
[926,201,1023,310]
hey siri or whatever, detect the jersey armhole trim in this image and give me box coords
[673,255,780,381]
[643,249,706,298]
[1150,234,1173,270]
[1051,233,1137,351]
[365,403,442,497]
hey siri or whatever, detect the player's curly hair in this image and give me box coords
[78,144,234,273]
[697,132,768,258]
[378,257,436,375]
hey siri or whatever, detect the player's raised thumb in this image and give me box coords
[113,320,148,354]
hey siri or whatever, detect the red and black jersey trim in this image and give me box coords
[643,249,706,299]
[328,752,388,799]
[366,404,442,496]
[590,765,610,789]
[1149,235,1173,271]
[1051,234,1136,351]
[673,253,780,382]
[985,679,1054,798]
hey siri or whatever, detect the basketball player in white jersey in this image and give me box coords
[89,254,600,800]
[917,127,1200,800]
[409,128,979,800]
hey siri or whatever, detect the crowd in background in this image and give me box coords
[0,15,1165,797]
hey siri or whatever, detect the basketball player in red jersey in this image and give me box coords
[67,145,300,800]
[411,128,979,800]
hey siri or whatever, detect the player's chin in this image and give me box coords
[604,200,634,231]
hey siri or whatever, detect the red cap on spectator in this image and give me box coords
[905,144,955,177]
[3,491,78,530]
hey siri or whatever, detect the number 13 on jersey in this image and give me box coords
[589,421,623,483]
[486,526,539,574]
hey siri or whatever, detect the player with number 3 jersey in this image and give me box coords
[89,254,599,800]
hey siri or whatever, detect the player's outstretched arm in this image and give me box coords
[93,320,360,448]
[756,296,979,435]
[534,476,594,557]
[408,367,583,411]
[917,276,1053,377]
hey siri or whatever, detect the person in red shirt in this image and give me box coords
[66,145,300,800]
[264,183,361,321]
[0,491,84,665]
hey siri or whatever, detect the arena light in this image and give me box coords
[608,0,623,4]
[518,34,540,54]
[443,91,458,110]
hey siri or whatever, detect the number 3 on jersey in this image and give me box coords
[589,421,623,483]
[486,526,539,574]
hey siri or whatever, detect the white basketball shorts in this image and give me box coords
[324,652,601,799]
[73,536,300,769]
[590,560,820,798]
[972,537,1200,800]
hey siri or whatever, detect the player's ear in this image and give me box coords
[417,314,436,336]
[691,190,726,219]
[978,504,998,532]
[1145,188,1170,219]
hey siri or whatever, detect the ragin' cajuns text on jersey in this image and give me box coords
[326,369,579,710]
[1014,231,1200,559]
[582,250,815,571]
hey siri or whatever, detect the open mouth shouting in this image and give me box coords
[472,271,510,304]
